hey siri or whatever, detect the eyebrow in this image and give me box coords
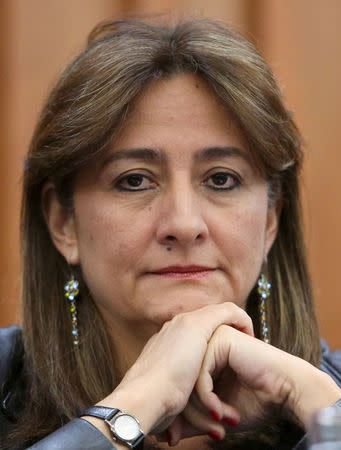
[102,145,250,168]
[102,148,164,168]
[195,146,250,163]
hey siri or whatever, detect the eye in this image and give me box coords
[203,171,240,191]
[115,173,156,191]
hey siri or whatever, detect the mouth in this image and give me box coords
[148,265,216,280]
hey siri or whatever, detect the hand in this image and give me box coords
[164,325,289,445]
[182,325,341,440]
[94,302,254,441]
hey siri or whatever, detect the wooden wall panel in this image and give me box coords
[132,0,250,33]
[0,1,12,325]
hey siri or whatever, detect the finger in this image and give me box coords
[168,417,185,447]
[154,431,168,443]
[167,416,199,447]
[181,396,226,439]
[195,372,240,423]
[174,302,254,342]
[199,302,254,337]
[195,331,240,422]
[154,415,202,445]
[220,401,241,427]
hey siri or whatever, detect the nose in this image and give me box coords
[155,183,209,247]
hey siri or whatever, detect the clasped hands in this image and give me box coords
[107,303,341,446]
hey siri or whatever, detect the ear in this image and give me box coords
[42,182,80,265]
[264,199,282,259]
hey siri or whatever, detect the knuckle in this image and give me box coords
[225,301,239,311]
[175,311,193,328]
[215,323,230,337]
[159,320,170,334]
[246,314,253,326]
[223,302,252,324]
[171,312,186,326]
[240,310,254,329]
[194,377,205,394]
[163,386,188,416]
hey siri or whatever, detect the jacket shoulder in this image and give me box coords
[320,339,341,388]
[0,326,22,385]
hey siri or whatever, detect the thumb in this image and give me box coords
[195,326,240,422]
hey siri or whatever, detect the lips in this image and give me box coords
[149,265,216,279]
[152,265,214,273]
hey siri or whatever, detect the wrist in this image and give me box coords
[95,377,168,434]
[81,407,145,449]
[287,360,341,429]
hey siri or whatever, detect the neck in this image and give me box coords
[102,313,161,381]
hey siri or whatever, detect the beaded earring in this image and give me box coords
[257,273,271,344]
[64,277,80,346]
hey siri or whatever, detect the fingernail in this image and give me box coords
[209,410,220,421]
[222,417,239,427]
[207,430,222,441]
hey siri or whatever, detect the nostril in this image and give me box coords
[166,235,176,241]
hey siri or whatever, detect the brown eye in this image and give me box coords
[126,174,144,187]
[115,173,156,191]
[212,173,231,186]
[204,172,240,191]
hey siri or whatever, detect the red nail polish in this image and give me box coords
[209,410,220,421]
[222,417,239,427]
[207,430,222,441]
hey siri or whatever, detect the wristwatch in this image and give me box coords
[81,406,145,449]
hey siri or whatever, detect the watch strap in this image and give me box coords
[80,406,145,449]
[81,405,120,421]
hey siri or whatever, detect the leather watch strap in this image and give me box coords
[81,405,120,420]
[80,406,144,449]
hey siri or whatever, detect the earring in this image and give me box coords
[64,276,79,346]
[257,273,271,344]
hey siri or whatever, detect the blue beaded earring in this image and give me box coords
[257,274,271,344]
[64,277,80,346]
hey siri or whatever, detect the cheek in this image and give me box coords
[74,202,157,318]
[214,201,267,252]
[75,201,154,272]
[210,200,268,295]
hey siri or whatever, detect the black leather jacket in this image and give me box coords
[1,326,340,449]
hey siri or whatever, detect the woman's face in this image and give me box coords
[57,73,279,332]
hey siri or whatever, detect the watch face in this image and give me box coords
[113,413,140,441]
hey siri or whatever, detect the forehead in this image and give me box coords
[78,74,261,185]
[111,73,248,153]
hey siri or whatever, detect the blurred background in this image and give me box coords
[0,0,340,348]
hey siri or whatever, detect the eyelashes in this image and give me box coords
[115,173,157,191]
[202,172,240,191]
[114,171,241,192]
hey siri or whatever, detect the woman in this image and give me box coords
[0,18,340,449]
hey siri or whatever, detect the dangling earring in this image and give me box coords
[257,273,271,344]
[64,276,79,346]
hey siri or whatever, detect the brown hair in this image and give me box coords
[5,17,319,447]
